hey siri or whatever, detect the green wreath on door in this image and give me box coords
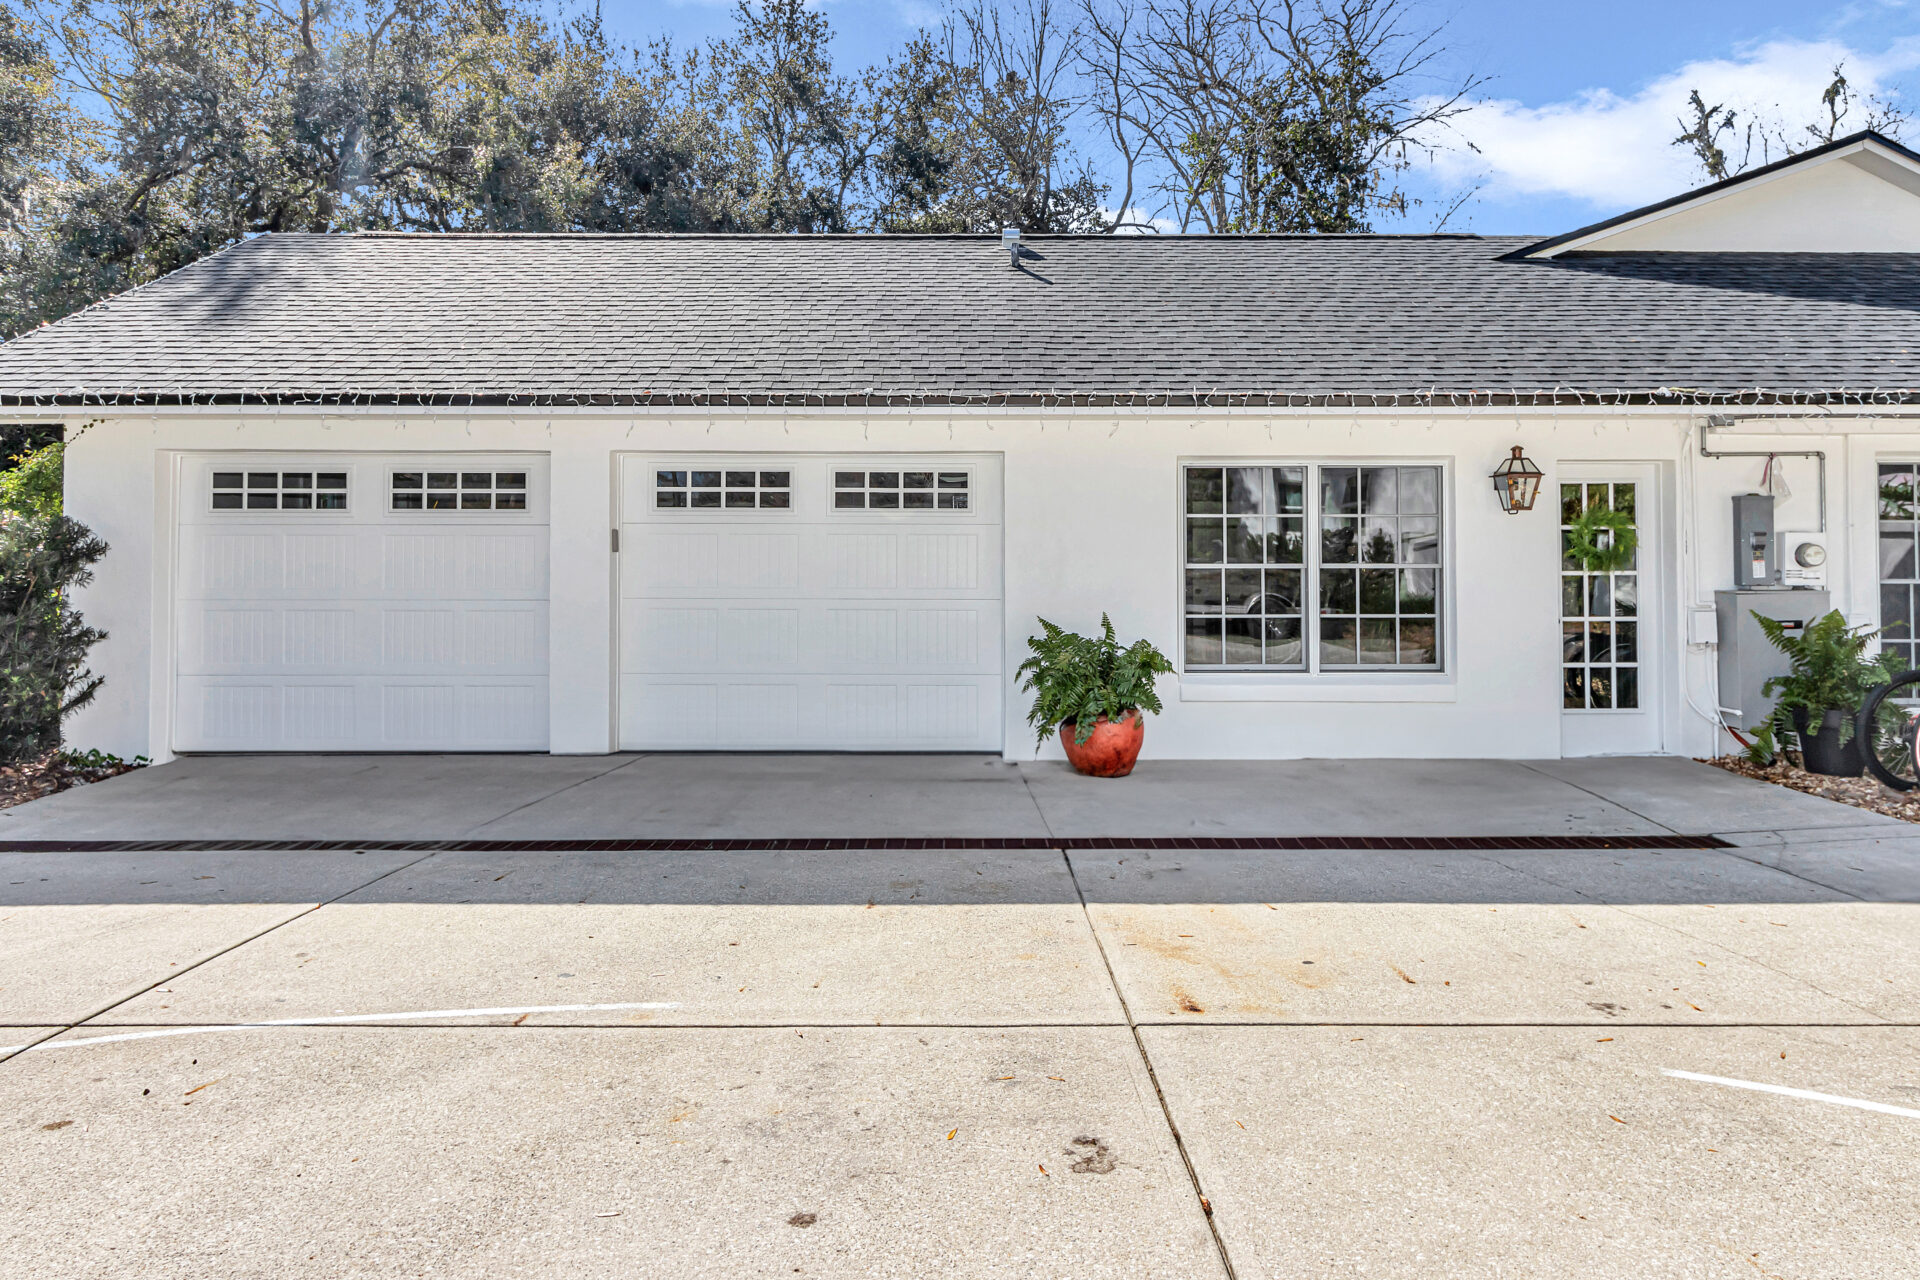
[1566,504,1638,573]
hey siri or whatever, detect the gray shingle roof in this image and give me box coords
[0,231,1916,407]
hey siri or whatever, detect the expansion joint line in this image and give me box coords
[0,848,443,1069]
[1059,846,1239,1280]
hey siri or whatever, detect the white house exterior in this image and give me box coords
[6,131,1920,764]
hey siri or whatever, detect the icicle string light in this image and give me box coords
[7,385,1920,410]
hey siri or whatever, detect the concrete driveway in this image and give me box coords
[3,756,1918,1278]
[0,751,1901,842]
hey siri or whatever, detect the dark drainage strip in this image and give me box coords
[0,834,1730,853]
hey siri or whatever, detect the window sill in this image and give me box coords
[1178,673,1457,703]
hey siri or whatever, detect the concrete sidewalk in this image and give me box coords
[0,752,1900,841]
[4,830,1919,1278]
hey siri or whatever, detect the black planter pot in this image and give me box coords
[1793,708,1864,777]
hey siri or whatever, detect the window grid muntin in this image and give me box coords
[654,467,791,510]
[390,470,528,512]
[1182,463,1443,673]
[212,469,347,512]
[1560,481,1640,711]
[834,468,970,511]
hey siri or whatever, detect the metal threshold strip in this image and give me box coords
[0,835,1729,853]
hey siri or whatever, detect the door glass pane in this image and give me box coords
[1562,481,1639,710]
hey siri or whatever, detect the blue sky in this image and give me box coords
[592,0,1920,234]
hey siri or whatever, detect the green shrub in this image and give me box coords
[1,510,108,762]
[0,439,64,519]
[1755,609,1899,748]
[1017,614,1174,745]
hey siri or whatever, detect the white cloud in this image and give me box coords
[1425,38,1920,210]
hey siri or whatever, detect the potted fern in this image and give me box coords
[1017,614,1173,777]
[1755,609,1899,776]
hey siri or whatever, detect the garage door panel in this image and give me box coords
[618,455,1002,752]
[622,598,1001,675]
[178,676,548,751]
[174,454,549,752]
[180,600,548,678]
[619,676,1000,751]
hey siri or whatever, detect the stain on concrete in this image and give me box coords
[1068,1136,1117,1174]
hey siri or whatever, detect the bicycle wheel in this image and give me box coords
[1858,672,1920,791]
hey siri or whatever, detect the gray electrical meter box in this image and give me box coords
[1715,588,1828,728]
[1732,493,1780,588]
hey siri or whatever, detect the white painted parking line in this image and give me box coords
[0,1002,680,1055]
[1663,1068,1920,1119]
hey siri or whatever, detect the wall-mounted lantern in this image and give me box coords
[1491,446,1543,514]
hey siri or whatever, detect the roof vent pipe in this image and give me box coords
[1002,227,1021,266]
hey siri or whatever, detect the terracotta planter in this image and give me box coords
[1059,711,1146,778]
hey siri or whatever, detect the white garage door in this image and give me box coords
[173,454,550,751]
[618,454,1003,751]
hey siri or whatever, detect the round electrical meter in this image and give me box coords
[1794,541,1827,569]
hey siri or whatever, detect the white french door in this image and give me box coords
[1559,464,1664,756]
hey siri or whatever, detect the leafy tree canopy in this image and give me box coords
[0,0,1498,334]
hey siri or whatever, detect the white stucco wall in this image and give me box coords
[52,406,1902,764]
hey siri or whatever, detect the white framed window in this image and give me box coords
[1182,463,1443,672]
[654,467,792,510]
[390,469,528,511]
[1879,462,1919,672]
[212,469,348,512]
[833,467,970,511]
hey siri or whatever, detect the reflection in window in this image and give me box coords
[1183,464,1443,672]
[654,467,790,510]
[212,470,347,511]
[1880,463,1920,674]
[1560,481,1639,710]
[392,470,529,512]
[834,469,969,510]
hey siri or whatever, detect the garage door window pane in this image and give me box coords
[658,464,792,513]
[837,469,971,513]
[219,470,350,514]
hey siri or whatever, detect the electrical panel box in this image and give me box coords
[1732,493,1780,588]
[1715,588,1829,728]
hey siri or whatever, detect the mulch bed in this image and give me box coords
[0,750,144,813]
[1704,754,1920,824]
